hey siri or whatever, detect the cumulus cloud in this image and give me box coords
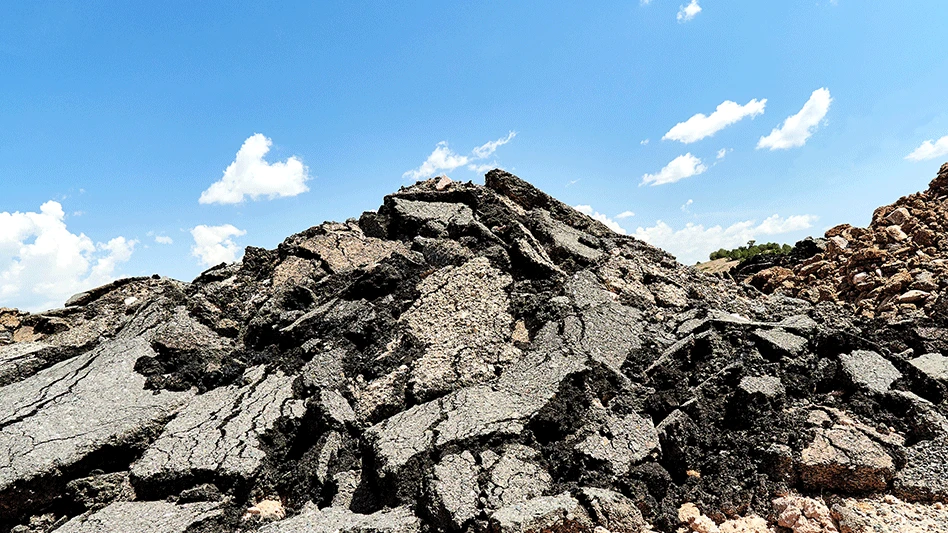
[677,0,702,22]
[663,99,767,144]
[633,213,817,264]
[574,205,628,235]
[403,132,516,180]
[0,201,137,311]
[905,135,948,162]
[154,235,173,245]
[616,211,635,219]
[641,153,707,186]
[199,134,310,205]
[190,224,246,267]
[757,88,832,150]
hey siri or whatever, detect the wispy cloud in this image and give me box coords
[633,214,817,264]
[154,235,173,245]
[681,199,694,212]
[677,0,702,22]
[663,99,766,144]
[641,153,707,186]
[757,88,832,150]
[616,211,635,219]
[190,224,246,267]
[200,134,310,205]
[905,135,948,162]
[404,132,516,180]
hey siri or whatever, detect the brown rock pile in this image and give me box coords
[749,162,948,320]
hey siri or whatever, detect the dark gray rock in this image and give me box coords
[753,328,808,358]
[257,506,421,533]
[55,501,221,533]
[488,493,590,533]
[0,338,192,520]
[839,350,902,394]
[131,366,304,492]
[430,451,479,529]
[483,445,552,511]
[575,412,659,475]
[894,437,948,503]
[575,487,647,533]
[65,472,135,511]
[909,352,948,383]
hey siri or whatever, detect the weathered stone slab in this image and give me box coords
[55,501,221,533]
[258,505,420,533]
[131,366,304,491]
[0,338,193,519]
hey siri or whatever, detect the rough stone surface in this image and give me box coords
[257,506,421,533]
[488,493,590,533]
[55,501,221,533]
[909,352,948,383]
[894,437,948,503]
[0,338,192,521]
[799,426,894,493]
[131,367,304,492]
[838,350,902,394]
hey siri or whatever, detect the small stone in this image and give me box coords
[243,499,286,521]
[885,225,908,241]
[897,290,930,304]
[754,329,808,358]
[739,375,785,399]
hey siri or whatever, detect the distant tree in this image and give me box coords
[707,241,792,262]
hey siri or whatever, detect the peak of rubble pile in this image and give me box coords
[1,170,947,533]
[747,162,948,323]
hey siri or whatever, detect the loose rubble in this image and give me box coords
[745,162,948,323]
[0,169,947,532]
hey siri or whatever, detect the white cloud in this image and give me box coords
[663,99,766,144]
[757,88,832,150]
[716,149,728,159]
[640,139,650,146]
[640,0,652,5]
[468,162,502,173]
[681,199,694,211]
[199,134,310,205]
[472,131,516,159]
[190,224,246,267]
[0,201,137,311]
[641,153,707,186]
[677,0,702,22]
[404,132,517,180]
[633,213,817,264]
[906,135,948,162]
[616,211,635,219]
[574,205,628,235]
[154,235,173,245]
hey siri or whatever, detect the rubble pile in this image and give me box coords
[748,163,948,321]
[1,170,947,533]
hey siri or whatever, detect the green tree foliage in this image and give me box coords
[709,241,792,261]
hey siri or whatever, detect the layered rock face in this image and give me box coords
[748,162,948,322]
[0,170,947,532]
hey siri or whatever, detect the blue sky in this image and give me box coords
[3,1,948,311]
